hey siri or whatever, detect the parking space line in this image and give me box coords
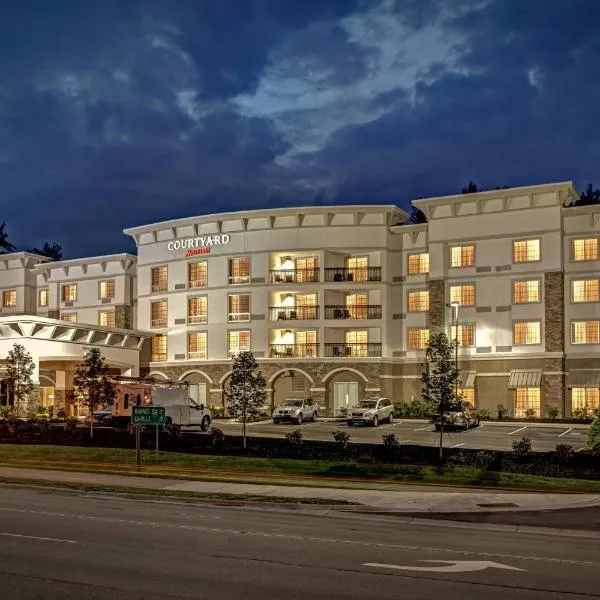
[413,426,430,431]
[507,426,527,436]
[398,439,411,444]
[558,428,573,438]
[577,447,585,452]
[452,443,465,448]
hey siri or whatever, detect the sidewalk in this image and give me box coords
[1,466,599,514]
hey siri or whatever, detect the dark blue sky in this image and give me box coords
[2,0,599,258]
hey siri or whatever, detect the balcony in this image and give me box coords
[324,267,381,282]
[324,343,382,357]
[269,344,319,358]
[151,319,167,328]
[269,306,319,320]
[228,311,250,322]
[269,269,320,284]
[324,305,382,320]
[188,314,207,325]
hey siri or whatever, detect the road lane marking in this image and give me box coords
[452,443,465,448]
[413,426,430,431]
[0,532,77,544]
[558,428,573,438]
[507,426,527,436]
[0,507,596,567]
[364,560,525,573]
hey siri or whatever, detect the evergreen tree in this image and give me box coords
[0,222,16,254]
[4,343,36,418]
[226,351,266,448]
[30,242,63,261]
[461,181,479,194]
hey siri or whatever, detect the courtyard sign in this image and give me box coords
[167,234,230,252]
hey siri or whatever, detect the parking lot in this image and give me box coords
[216,419,591,452]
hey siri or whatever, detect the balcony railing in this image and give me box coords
[269,305,319,320]
[324,305,382,320]
[324,343,382,357]
[269,269,320,283]
[151,318,167,327]
[324,267,381,282]
[151,353,167,362]
[188,279,207,289]
[228,275,250,285]
[228,312,250,322]
[188,314,207,325]
[269,344,319,358]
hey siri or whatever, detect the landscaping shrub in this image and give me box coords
[476,408,491,420]
[524,408,536,419]
[497,404,508,419]
[393,399,434,419]
[56,408,67,421]
[512,437,532,457]
[547,405,560,420]
[210,427,225,448]
[332,430,350,452]
[285,429,304,454]
[587,418,600,449]
[554,444,574,464]
[382,433,400,450]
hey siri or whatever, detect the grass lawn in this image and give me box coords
[1,444,599,493]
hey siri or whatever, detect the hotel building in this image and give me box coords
[0,181,598,418]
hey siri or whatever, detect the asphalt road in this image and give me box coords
[0,487,597,600]
[216,419,590,452]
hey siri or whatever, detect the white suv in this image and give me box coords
[347,397,393,427]
[272,398,318,424]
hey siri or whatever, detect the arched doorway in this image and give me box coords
[271,369,312,409]
[179,371,211,408]
[324,368,368,417]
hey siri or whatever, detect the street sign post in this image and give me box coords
[131,407,166,468]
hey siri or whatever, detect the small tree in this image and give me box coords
[226,351,266,449]
[73,348,116,437]
[4,343,36,418]
[29,242,62,261]
[421,332,461,460]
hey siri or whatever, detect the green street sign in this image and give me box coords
[131,406,166,426]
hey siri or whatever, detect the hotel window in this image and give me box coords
[2,290,16,308]
[188,296,207,324]
[38,288,49,307]
[571,279,600,303]
[408,328,429,350]
[61,312,77,323]
[228,330,250,357]
[188,261,207,288]
[449,284,475,306]
[151,335,167,362]
[296,257,318,282]
[450,245,474,268]
[346,330,368,357]
[296,330,318,357]
[188,331,208,360]
[458,388,476,408]
[450,324,475,347]
[151,266,168,292]
[98,279,115,299]
[98,310,115,328]
[407,290,429,312]
[346,293,368,319]
[513,239,540,263]
[514,388,540,418]
[296,293,318,319]
[228,294,250,322]
[61,283,77,302]
[571,320,600,344]
[346,256,368,282]
[571,388,600,412]
[513,321,541,345]
[512,280,540,304]
[229,257,250,285]
[151,300,168,327]
[572,238,598,262]
[407,253,429,275]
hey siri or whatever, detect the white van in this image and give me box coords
[150,386,212,431]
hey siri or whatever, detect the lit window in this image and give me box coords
[295,257,318,282]
[571,320,600,344]
[99,280,115,299]
[513,321,541,345]
[228,330,250,357]
[61,284,77,302]
[514,388,540,417]
[188,261,207,288]
[572,238,598,262]
[2,290,16,307]
[229,257,250,285]
[450,245,475,268]
[151,335,167,361]
[408,290,429,312]
[449,285,475,306]
[450,324,475,347]
[571,279,599,303]
[571,388,600,412]
[513,239,540,263]
[458,388,476,408]
[151,266,168,292]
[188,296,207,324]
[408,328,429,350]
[61,312,77,323]
[345,330,368,357]
[295,330,318,357]
[38,288,49,307]
[228,294,250,322]
[513,280,540,304]
[408,253,429,274]
[188,331,207,360]
[98,311,115,328]
[346,294,368,319]
[151,300,168,327]
[347,256,368,282]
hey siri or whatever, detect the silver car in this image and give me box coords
[272,398,318,424]
[346,397,393,427]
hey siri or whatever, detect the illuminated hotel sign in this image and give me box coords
[167,234,231,256]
